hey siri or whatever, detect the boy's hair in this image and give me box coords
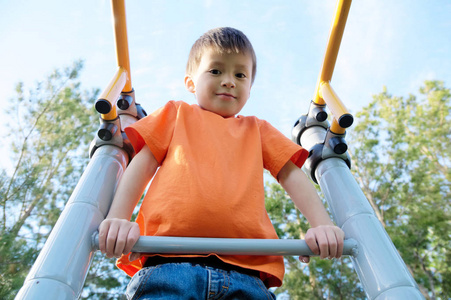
[186,27,257,84]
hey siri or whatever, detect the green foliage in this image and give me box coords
[2,70,448,300]
[349,80,450,299]
[0,61,123,299]
[265,80,449,299]
[265,181,365,299]
[80,253,128,299]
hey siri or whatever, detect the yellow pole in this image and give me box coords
[111,0,132,92]
[96,0,132,120]
[313,0,352,105]
[330,119,346,134]
[319,82,353,129]
[310,0,352,135]
[97,67,127,120]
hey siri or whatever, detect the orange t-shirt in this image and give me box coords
[118,101,308,287]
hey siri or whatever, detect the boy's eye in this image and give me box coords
[236,73,246,79]
[209,69,221,75]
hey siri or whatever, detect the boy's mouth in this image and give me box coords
[216,93,236,99]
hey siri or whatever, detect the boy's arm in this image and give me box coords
[98,145,159,259]
[277,160,344,262]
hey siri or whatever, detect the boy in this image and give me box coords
[99,27,344,299]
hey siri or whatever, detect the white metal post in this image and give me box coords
[15,146,128,300]
[298,124,425,299]
[316,158,424,299]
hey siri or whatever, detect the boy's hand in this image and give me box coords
[98,218,141,261]
[299,225,344,263]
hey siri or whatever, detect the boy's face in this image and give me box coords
[185,48,253,118]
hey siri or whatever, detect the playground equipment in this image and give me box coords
[16,0,425,299]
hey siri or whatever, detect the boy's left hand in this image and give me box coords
[299,225,345,263]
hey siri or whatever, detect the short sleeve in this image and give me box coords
[124,101,178,164]
[259,119,309,179]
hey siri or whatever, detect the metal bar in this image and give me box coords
[111,0,132,92]
[315,158,424,299]
[297,122,425,299]
[96,67,127,120]
[16,146,129,300]
[92,234,359,257]
[313,0,352,105]
[319,82,353,130]
[330,119,346,135]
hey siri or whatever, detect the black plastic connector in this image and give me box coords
[311,103,328,122]
[95,99,111,114]
[117,95,133,110]
[328,136,348,154]
[338,113,354,128]
[98,122,118,141]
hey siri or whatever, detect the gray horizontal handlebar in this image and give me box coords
[92,233,358,257]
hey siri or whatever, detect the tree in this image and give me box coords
[265,182,365,299]
[0,61,126,299]
[3,68,448,300]
[266,80,449,299]
[348,80,450,299]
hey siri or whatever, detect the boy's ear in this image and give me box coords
[184,75,196,93]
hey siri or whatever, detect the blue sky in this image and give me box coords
[1,0,450,172]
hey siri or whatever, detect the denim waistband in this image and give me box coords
[143,255,260,278]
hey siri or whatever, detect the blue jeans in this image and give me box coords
[125,263,276,300]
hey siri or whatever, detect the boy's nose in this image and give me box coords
[221,77,235,88]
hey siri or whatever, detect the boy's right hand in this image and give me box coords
[98,218,141,260]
